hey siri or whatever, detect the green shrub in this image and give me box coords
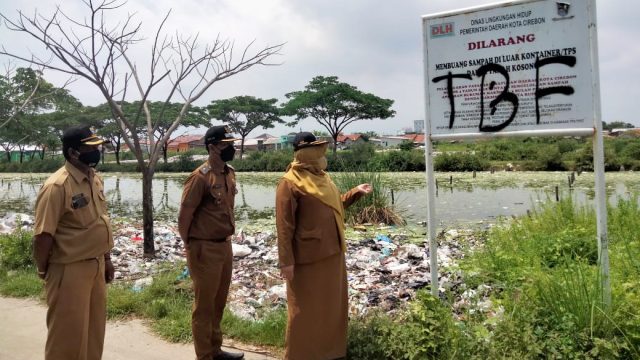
[0,229,34,271]
[535,145,567,171]
[347,293,466,360]
[386,291,463,359]
[434,152,490,172]
[96,162,139,172]
[328,142,376,171]
[0,157,64,173]
[460,194,640,358]
[347,312,396,359]
[368,149,425,172]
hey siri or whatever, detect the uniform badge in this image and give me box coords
[71,193,89,209]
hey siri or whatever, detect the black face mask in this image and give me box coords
[78,149,101,168]
[220,144,236,162]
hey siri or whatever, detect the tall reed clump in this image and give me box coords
[332,172,404,225]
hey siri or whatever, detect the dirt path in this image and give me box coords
[0,296,277,360]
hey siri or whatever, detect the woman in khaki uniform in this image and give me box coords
[276,132,372,360]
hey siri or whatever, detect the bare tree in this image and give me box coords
[0,0,283,256]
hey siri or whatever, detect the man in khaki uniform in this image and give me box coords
[178,125,244,360]
[33,125,114,360]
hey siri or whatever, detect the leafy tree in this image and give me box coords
[312,130,330,137]
[207,96,283,157]
[0,1,282,255]
[0,67,80,162]
[398,140,416,151]
[358,131,378,141]
[282,76,395,154]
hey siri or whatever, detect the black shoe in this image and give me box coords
[213,350,244,360]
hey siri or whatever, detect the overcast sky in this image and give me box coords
[0,0,637,137]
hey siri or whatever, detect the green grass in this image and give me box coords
[0,269,43,298]
[0,233,286,350]
[458,195,640,358]
[221,308,287,347]
[105,266,286,346]
[347,195,640,359]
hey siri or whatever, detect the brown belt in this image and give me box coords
[190,238,227,243]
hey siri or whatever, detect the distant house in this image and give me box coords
[278,134,296,150]
[121,139,151,153]
[167,134,205,152]
[242,133,279,151]
[376,134,425,148]
[403,133,426,146]
[610,128,640,138]
[336,134,365,149]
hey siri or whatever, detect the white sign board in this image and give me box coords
[423,0,596,136]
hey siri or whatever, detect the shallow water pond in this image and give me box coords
[1,171,639,226]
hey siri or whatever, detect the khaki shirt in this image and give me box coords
[276,179,363,266]
[178,162,237,242]
[34,162,114,264]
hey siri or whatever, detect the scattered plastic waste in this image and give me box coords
[176,266,190,281]
[376,234,391,243]
[0,213,33,234]
[232,243,252,258]
[131,234,143,242]
[132,277,153,292]
[2,212,486,319]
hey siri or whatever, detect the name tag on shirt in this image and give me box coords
[71,193,89,209]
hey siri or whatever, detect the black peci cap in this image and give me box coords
[292,132,328,151]
[204,126,239,144]
[62,125,105,147]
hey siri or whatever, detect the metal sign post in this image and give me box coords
[588,0,610,307]
[422,0,610,305]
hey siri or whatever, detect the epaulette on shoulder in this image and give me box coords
[199,165,211,175]
[45,167,68,186]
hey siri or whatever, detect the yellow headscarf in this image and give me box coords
[282,144,347,251]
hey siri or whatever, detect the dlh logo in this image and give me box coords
[553,2,574,21]
[431,22,454,38]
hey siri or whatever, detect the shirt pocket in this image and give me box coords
[68,193,97,228]
[209,183,225,206]
[296,226,323,242]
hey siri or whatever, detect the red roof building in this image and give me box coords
[167,134,205,152]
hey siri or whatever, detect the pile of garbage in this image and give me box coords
[105,219,488,319]
[1,212,489,320]
[0,213,33,234]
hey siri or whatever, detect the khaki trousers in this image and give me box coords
[45,257,106,360]
[187,240,233,360]
[285,252,348,360]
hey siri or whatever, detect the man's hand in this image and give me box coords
[356,183,373,195]
[280,265,294,281]
[33,233,53,281]
[105,258,115,284]
[183,239,190,254]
